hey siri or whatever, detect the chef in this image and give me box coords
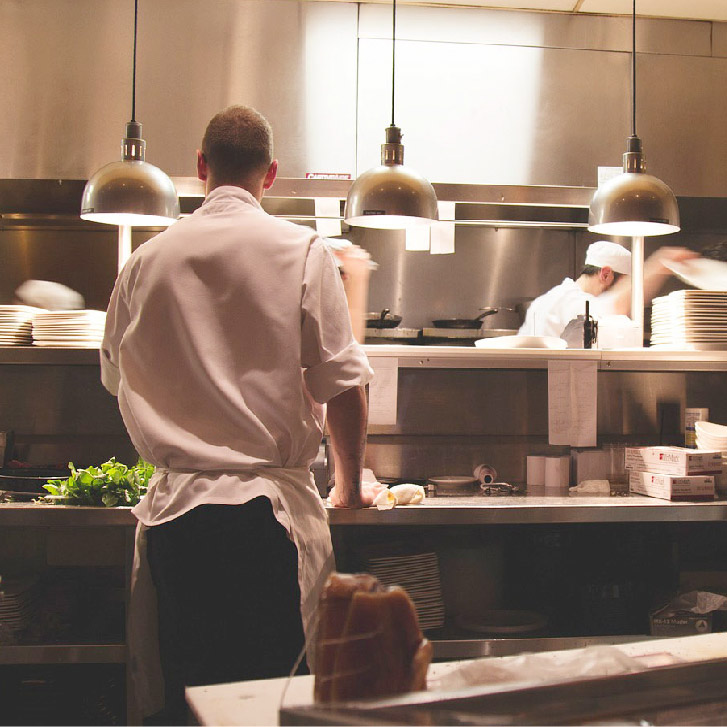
[100,105,374,723]
[519,240,695,338]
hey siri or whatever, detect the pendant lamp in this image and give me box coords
[344,0,438,230]
[588,0,679,237]
[81,0,179,229]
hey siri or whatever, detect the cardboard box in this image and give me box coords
[629,471,715,501]
[625,446,722,475]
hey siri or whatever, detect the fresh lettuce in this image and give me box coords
[44,457,154,507]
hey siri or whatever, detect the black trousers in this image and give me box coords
[145,497,307,725]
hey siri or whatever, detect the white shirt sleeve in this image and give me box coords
[301,238,373,404]
[100,269,132,397]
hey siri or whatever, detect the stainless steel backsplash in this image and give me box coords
[2,1,727,194]
[3,2,727,475]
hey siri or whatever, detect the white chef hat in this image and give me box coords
[585,241,632,275]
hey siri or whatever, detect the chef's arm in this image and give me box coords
[326,385,368,509]
[603,246,699,316]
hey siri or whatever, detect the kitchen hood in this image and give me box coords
[3,178,727,232]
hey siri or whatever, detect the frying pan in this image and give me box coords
[366,309,403,329]
[432,307,500,329]
[0,468,70,493]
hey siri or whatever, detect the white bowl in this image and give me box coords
[696,436,726,453]
[696,439,727,458]
[695,420,727,439]
[474,335,567,350]
[695,434,727,450]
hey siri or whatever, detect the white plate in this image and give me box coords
[34,311,105,322]
[0,305,44,313]
[33,333,104,338]
[664,259,727,291]
[474,335,567,350]
[32,342,100,348]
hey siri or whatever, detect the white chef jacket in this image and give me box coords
[101,185,373,713]
[518,277,615,338]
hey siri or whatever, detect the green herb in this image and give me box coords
[43,457,154,507]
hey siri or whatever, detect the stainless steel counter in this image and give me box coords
[326,495,727,525]
[4,496,727,527]
[0,502,135,526]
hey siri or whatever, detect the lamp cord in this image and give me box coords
[391,0,396,127]
[631,0,636,137]
[132,0,138,123]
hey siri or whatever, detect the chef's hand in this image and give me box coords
[645,246,699,276]
[329,484,369,509]
[328,478,386,508]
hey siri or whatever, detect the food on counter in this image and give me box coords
[372,487,396,509]
[389,483,425,505]
[371,484,425,509]
[43,457,153,507]
[314,571,432,703]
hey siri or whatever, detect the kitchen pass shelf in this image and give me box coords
[3,344,727,372]
[363,345,727,372]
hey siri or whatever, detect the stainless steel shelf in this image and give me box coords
[0,643,126,664]
[3,344,727,371]
[363,345,727,371]
[0,346,100,365]
[0,178,595,230]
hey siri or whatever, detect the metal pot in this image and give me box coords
[366,308,402,329]
[432,307,501,329]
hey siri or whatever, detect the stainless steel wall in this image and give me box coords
[3,1,727,474]
[365,367,727,482]
[1,0,358,180]
[5,359,724,482]
[4,1,727,195]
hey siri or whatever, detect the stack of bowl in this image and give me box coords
[695,420,727,493]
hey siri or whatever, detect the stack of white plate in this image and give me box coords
[0,576,39,635]
[0,305,42,345]
[650,290,727,350]
[32,310,106,348]
[364,551,446,631]
[695,421,727,490]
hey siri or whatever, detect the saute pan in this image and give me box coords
[432,307,500,329]
[366,309,403,329]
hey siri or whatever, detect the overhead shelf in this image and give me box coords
[3,178,727,230]
[0,178,594,230]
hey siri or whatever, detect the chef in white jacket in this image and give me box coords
[519,240,695,339]
[101,105,374,723]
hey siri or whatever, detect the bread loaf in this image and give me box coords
[314,571,432,703]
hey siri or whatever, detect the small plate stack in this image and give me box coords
[364,551,445,631]
[32,310,106,348]
[0,305,42,346]
[0,576,39,637]
[651,290,727,350]
[696,421,727,491]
